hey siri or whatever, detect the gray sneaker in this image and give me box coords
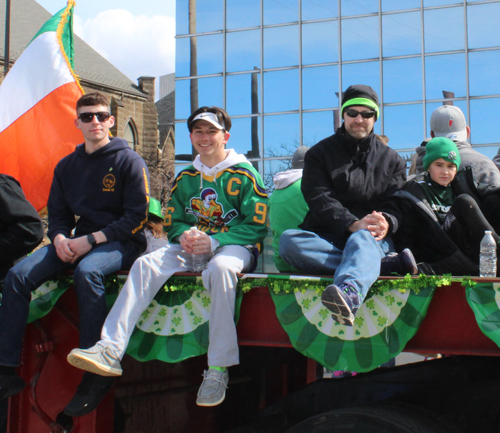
[67,343,123,377]
[321,283,360,326]
[196,369,229,407]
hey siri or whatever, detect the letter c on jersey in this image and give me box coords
[227,178,242,196]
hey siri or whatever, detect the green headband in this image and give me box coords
[342,97,379,120]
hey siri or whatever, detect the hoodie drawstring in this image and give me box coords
[199,164,219,190]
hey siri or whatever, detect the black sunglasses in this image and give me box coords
[345,108,376,119]
[78,112,111,123]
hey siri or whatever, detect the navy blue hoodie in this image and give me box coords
[47,137,149,250]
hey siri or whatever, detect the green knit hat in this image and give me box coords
[423,137,461,171]
[148,197,163,219]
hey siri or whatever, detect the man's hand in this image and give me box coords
[54,232,107,264]
[66,236,93,263]
[179,229,195,253]
[366,211,389,240]
[66,231,108,263]
[180,229,211,255]
[348,211,388,241]
[53,234,76,263]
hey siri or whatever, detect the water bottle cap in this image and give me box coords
[486,230,492,234]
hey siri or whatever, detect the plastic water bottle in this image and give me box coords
[191,227,210,272]
[480,230,497,278]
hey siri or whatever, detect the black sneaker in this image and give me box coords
[380,248,418,276]
[54,411,73,432]
[64,372,114,417]
[416,262,435,275]
[0,373,25,401]
[321,283,360,326]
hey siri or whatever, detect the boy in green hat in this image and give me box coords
[380,137,500,275]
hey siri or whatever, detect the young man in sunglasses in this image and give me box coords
[280,84,412,326]
[0,92,149,416]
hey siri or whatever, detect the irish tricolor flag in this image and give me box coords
[0,0,84,211]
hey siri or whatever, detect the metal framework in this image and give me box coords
[174,0,500,166]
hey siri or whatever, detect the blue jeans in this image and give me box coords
[279,229,394,301]
[0,240,140,367]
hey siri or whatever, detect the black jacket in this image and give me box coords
[381,167,498,275]
[300,125,407,246]
[0,175,44,282]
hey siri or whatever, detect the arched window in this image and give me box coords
[123,120,137,150]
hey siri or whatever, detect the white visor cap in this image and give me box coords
[190,112,225,130]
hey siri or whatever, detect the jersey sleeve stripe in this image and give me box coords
[170,169,198,195]
[225,167,268,197]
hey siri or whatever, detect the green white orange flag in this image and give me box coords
[0,1,84,211]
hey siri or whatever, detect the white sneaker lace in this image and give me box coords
[202,371,228,388]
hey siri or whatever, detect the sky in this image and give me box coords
[35,0,176,100]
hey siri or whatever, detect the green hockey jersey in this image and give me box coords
[165,149,268,251]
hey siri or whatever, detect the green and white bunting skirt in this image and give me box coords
[466,282,500,346]
[12,274,500,372]
[269,279,436,372]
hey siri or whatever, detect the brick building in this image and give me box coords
[0,0,174,204]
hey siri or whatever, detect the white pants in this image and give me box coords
[101,244,252,367]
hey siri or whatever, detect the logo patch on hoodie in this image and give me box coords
[103,174,116,191]
[186,187,237,231]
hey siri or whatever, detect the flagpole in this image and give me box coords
[0,0,84,210]
[4,0,10,75]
